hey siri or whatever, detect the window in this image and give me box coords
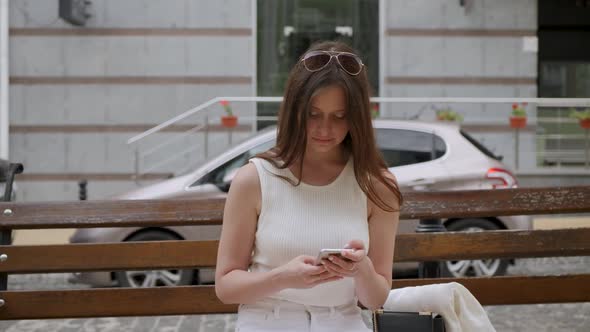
[191,139,275,188]
[538,0,590,167]
[375,129,446,168]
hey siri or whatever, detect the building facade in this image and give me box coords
[3,0,589,202]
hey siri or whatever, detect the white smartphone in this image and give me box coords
[315,248,354,265]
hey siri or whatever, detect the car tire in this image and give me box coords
[115,230,196,288]
[441,219,509,278]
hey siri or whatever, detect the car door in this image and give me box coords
[375,127,453,193]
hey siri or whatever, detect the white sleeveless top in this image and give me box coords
[248,157,369,307]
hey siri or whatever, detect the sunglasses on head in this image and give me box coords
[301,50,364,76]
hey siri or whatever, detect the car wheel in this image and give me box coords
[441,219,509,278]
[115,230,196,288]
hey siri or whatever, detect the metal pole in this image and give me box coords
[133,147,140,185]
[0,0,10,160]
[585,129,589,169]
[78,179,87,201]
[416,219,446,278]
[514,128,520,170]
[204,115,209,158]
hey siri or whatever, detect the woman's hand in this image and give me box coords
[275,255,343,289]
[320,239,368,278]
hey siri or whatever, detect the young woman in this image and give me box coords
[215,41,402,332]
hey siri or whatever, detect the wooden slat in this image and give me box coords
[393,228,590,262]
[2,228,588,273]
[1,187,589,229]
[401,186,590,220]
[0,199,226,229]
[1,275,589,319]
[0,241,219,273]
[0,286,236,320]
[392,274,590,305]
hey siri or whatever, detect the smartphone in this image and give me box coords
[315,248,354,265]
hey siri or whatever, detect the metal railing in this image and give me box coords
[126,97,590,183]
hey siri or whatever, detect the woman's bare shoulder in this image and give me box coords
[231,162,260,192]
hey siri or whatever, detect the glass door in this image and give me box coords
[257,0,379,128]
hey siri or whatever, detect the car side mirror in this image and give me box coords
[216,181,231,193]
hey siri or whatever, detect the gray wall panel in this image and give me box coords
[384,85,537,119]
[10,130,256,174]
[10,134,67,172]
[11,37,252,76]
[10,85,253,125]
[10,0,252,28]
[386,0,536,29]
[14,180,147,202]
[387,37,535,77]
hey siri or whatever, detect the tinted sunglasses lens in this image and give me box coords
[304,53,331,71]
[337,54,362,75]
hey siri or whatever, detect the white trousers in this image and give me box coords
[235,298,371,332]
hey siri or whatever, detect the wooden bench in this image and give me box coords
[0,186,588,320]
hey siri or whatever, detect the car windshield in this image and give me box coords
[460,129,502,161]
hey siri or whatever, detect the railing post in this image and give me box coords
[0,159,23,293]
[78,179,87,201]
[204,115,209,159]
[133,147,140,185]
[416,218,446,278]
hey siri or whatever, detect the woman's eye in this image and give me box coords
[335,113,346,119]
[309,112,319,117]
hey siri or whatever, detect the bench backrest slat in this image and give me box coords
[1,274,588,320]
[1,228,588,273]
[1,186,588,229]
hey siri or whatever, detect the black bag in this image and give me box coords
[372,310,446,332]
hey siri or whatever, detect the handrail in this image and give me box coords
[126,96,590,145]
[126,96,282,145]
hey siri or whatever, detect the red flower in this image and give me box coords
[512,103,518,109]
[220,100,229,106]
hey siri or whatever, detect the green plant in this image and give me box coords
[569,108,590,120]
[436,108,463,122]
[220,100,233,116]
[511,103,527,117]
[371,103,379,119]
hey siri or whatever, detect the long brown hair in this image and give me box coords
[257,41,402,212]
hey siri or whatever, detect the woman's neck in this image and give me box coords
[302,145,348,166]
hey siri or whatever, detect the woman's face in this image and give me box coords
[306,85,350,154]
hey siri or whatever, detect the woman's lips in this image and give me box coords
[312,137,334,143]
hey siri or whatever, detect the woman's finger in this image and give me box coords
[328,255,356,270]
[322,259,357,277]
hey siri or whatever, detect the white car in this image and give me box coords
[69,120,532,288]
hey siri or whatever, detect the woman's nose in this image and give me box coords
[318,116,332,132]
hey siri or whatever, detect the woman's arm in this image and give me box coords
[214,163,281,304]
[215,163,341,304]
[354,171,400,309]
